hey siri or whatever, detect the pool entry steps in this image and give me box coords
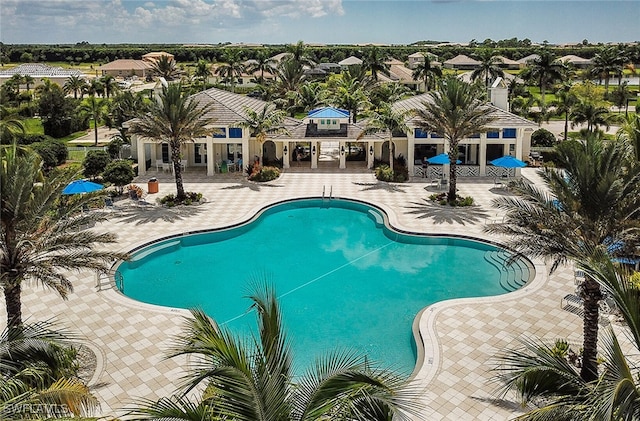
[484,250,532,292]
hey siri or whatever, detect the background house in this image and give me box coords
[98,59,153,78]
[0,63,86,88]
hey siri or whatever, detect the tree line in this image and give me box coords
[2,41,639,67]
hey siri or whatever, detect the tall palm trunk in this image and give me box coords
[389,138,394,173]
[4,279,23,329]
[93,121,99,146]
[171,143,186,199]
[580,276,602,382]
[448,160,457,203]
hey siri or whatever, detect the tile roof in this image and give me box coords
[392,93,538,128]
[98,59,153,71]
[191,87,273,126]
[339,56,363,66]
[559,54,592,65]
[517,54,540,64]
[493,55,521,66]
[443,54,481,66]
[0,63,85,78]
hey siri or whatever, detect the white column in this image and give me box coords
[367,142,374,169]
[311,142,318,169]
[136,136,146,176]
[206,137,214,176]
[242,137,249,173]
[407,135,415,176]
[283,142,290,169]
[339,142,346,169]
[479,134,487,176]
[515,128,525,177]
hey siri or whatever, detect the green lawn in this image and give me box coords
[23,117,87,142]
[23,118,44,134]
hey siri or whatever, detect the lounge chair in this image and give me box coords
[104,197,118,211]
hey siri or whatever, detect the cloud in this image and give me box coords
[1,0,344,42]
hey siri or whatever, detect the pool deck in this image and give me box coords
[7,167,600,420]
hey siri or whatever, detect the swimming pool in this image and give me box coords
[115,198,532,375]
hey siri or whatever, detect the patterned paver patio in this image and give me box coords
[5,167,598,420]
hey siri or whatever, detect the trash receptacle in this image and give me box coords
[148,178,159,194]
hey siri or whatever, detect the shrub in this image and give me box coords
[531,128,557,147]
[159,192,203,207]
[106,136,124,159]
[31,139,68,169]
[428,192,474,207]
[103,160,135,194]
[249,166,280,182]
[15,133,51,145]
[375,165,394,182]
[83,150,111,179]
[374,162,408,183]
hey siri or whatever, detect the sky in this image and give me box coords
[1,0,638,45]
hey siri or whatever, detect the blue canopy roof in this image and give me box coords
[307,107,350,119]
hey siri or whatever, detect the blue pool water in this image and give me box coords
[116,199,531,375]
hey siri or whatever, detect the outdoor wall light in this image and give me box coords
[340,146,345,155]
[369,146,373,155]
[283,145,288,155]
[312,146,316,154]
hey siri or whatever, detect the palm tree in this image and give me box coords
[274,59,307,115]
[369,82,410,111]
[245,51,277,84]
[0,320,100,419]
[324,72,370,124]
[521,50,567,109]
[0,105,25,144]
[100,74,118,98]
[362,46,390,82]
[214,50,245,93]
[493,256,640,420]
[413,77,496,203]
[617,113,640,164]
[294,81,324,113]
[358,103,409,174]
[129,283,421,421]
[342,63,375,90]
[78,95,107,146]
[106,90,150,141]
[193,59,211,91]
[590,46,623,95]
[0,143,126,329]
[128,84,216,200]
[552,84,580,141]
[236,104,289,165]
[22,75,34,92]
[86,78,104,97]
[411,53,442,93]
[150,55,179,81]
[485,134,640,381]
[285,40,315,67]
[63,75,86,99]
[571,101,620,133]
[471,50,505,93]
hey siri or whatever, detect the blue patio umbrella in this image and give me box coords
[426,153,461,165]
[62,179,104,195]
[490,155,527,168]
